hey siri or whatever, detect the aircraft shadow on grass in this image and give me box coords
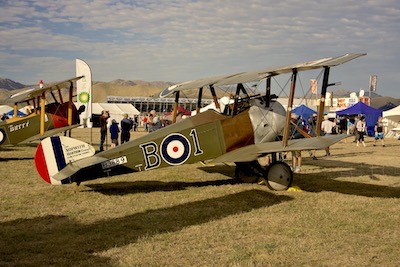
[86,178,239,195]
[0,189,292,266]
[297,158,400,198]
[0,156,34,162]
[86,157,400,199]
[86,164,237,195]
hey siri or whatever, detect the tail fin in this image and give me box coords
[35,136,95,185]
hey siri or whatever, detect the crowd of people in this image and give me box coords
[98,109,178,151]
[287,112,387,173]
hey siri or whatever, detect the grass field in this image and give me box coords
[1,128,400,266]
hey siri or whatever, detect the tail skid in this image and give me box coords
[35,136,95,185]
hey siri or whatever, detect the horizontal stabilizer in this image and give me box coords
[34,136,95,185]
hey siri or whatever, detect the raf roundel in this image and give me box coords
[160,133,191,165]
[0,129,6,145]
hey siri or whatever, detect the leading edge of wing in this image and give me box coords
[160,53,366,97]
[211,134,349,163]
[1,76,84,105]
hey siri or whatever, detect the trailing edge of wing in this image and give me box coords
[211,135,349,163]
[1,76,84,105]
[160,53,366,97]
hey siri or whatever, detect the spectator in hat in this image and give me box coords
[121,113,133,144]
[110,119,120,148]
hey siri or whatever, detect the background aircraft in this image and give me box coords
[34,53,365,190]
[0,60,91,146]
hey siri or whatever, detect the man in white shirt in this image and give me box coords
[321,115,336,156]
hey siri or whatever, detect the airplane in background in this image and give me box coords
[0,59,92,147]
[34,53,366,190]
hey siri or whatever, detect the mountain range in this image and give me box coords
[0,77,398,109]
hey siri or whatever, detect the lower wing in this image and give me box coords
[211,134,348,163]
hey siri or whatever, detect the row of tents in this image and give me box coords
[292,101,400,137]
[1,101,399,137]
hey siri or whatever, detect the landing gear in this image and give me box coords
[235,161,264,184]
[264,161,293,191]
[234,161,293,191]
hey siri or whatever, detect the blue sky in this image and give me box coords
[0,0,399,97]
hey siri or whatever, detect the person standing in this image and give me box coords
[321,115,336,156]
[373,116,385,147]
[120,113,133,144]
[148,110,163,132]
[356,116,367,147]
[109,119,120,148]
[307,113,318,160]
[99,110,110,151]
[290,113,304,173]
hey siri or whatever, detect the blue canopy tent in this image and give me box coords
[292,104,317,120]
[6,109,26,117]
[336,102,382,136]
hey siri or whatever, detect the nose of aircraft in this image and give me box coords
[249,99,286,144]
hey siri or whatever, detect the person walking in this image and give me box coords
[109,119,120,148]
[373,116,385,147]
[356,116,367,147]
[99,110,110,151]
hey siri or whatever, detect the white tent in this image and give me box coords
[191,96,233,115]
[0,105,27,117]
[75,102,140,128]
[382,105,400,138]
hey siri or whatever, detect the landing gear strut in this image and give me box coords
[235,161,293,191]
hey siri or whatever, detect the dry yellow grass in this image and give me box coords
[1,128,399,266]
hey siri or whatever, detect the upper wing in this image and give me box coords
[1,76,84,105]
[160,53,366,97]
[211,134,349,163]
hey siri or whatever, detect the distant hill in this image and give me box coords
[0,77,26,90]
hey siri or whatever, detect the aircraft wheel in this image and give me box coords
[235,162,263,183]
[265,161,293,191]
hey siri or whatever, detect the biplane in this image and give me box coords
[34,53,366,190]
[0,59,91,146]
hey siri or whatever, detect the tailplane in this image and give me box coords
[35,136,95,185]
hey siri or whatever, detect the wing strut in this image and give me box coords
[40,92,46,135]
[316,67,330,136]
[265,77,271,108]
[209,85,220,112]
[68,82,73,126]
[196,87,203,114]
[282,69,298,148]
[172,91,180,123]
[232,83,249,116]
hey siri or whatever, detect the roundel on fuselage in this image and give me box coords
[160,133,191,165]
[0,129,6,145]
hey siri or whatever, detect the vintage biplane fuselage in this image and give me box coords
[35,99,286,185]
[0,102,79,146]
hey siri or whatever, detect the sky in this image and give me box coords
[0,0,399,98]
